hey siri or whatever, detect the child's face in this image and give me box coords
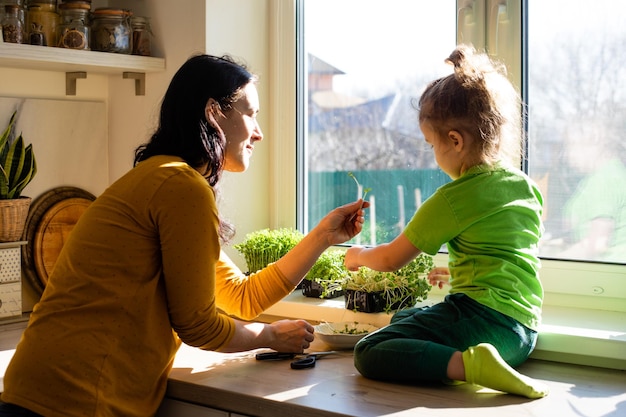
[420,121,462,179]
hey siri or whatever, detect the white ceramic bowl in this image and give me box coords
[314,321,379,350]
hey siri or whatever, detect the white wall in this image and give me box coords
[204,0,273,265]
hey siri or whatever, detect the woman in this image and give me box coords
[0,55,367,416]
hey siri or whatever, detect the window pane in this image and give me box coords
[528,1,626,264]
[303,0,457,245]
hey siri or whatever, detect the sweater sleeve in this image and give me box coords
[152,169,235,350]
[214,252,294,320]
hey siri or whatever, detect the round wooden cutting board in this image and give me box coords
[22,187,96,295]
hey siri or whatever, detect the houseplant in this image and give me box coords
[344,253,434,313]
[0,110,37,242]
[233,227,304,274]
[301,249,349,299]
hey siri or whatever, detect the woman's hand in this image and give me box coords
[428,267,451,289]
[317,199,370,246]
[267,319,315,353]
[220,319,314,353]
[274,199,369,288]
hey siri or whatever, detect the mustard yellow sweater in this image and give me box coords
[2,156,293,417]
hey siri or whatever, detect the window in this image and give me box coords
[298,0,626,267]
[301,0,457,245]
[527,1,626,265]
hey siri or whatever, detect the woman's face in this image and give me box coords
[218,82,263,172]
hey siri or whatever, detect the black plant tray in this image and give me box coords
[344,289,414,313]
[301,279,344,299]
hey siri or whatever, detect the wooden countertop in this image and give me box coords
[165,340,626,417]
[0,318,624,416]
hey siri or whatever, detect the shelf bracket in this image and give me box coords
[123,72,146,96]
[66,71,87,96]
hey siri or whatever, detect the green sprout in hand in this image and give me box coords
[348,172,372,200]
[348,172,371,222]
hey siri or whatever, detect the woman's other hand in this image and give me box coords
[220,319,314,353]
[267,319,315,353]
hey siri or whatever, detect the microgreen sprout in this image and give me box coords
[348,172,372,200]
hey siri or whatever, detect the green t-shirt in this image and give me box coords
[404,162,544,330]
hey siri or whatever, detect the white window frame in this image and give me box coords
[267,0,626,370]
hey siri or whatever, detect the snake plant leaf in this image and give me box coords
[0,165,8,198]
[0,111,17,164]
[5,134,25,184]
[7,140,37,199]
[0,111,37,199]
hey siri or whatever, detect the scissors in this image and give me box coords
[255,350,338,369]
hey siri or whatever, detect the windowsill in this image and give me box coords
[263,290,626,371]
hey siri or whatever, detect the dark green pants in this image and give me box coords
[353,293,537,383]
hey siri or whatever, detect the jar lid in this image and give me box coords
[28,0,57,5]
[92,7,132,17]
[131,16,149,24]
[58,2,90,10]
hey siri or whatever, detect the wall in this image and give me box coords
[0,66,110,310]
[203,0,273,265]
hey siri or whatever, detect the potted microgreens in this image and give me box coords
[344,253,434,313]
[0,110,37,242]
[302,249,349,299]
[233,227,304,274]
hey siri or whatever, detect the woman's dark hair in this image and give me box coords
[134,54,256,184]
[135,54,257,242]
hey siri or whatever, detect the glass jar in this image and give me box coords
[58,2,90,50]
[0,0,25,36]
[130,16,151,56]
[90,7,132,54]
[2,4,24,43]
[26,0,58,46]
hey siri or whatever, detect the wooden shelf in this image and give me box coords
[0,43,165,74]
[0,43,165,95]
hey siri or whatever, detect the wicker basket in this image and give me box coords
[0,197,32,242]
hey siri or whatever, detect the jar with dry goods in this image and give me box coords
[130,15,152,56]
[57,2,90,50]
[90,7,132,54]
[2,4,24,43]
[26,0,58,46]
[0,0,25,36]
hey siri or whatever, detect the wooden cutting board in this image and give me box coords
[22,187,96,295]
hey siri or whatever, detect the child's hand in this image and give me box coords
[344,246,364,271]
[428,267,451,289]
